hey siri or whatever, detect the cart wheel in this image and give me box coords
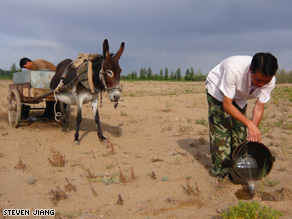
[8,89,22,128]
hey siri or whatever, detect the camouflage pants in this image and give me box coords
[206,91,247,176]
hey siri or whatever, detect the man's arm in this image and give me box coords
[223,95,262,142]
[251,99,265,127]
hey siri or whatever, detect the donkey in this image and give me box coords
[50,39,124,145]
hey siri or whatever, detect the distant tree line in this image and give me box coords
[121,67,207,81]
[0,63,21,79]
[122,67,292,83]
[1,62,292,84]
[275,68,292,84]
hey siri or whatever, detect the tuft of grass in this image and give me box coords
[106,163,116,170]
[195,117,208,127]
[283,122,292,130]
[120,110,127,116]
[26,176,37,185]
[179,125,194,133]
[219,201,283,219]
[264,178,280,187]
[161,176,169,182]
[102,177,119,185]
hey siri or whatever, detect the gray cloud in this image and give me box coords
[1,0,292,75]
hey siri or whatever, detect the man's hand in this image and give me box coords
[247,121,261,143]
[223,96,263,143]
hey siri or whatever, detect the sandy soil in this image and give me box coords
[1,80,292,219]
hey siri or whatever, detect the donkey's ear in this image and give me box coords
[103,39,110,58]
[114,42,125,61]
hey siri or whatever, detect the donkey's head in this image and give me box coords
[100,39,124,103]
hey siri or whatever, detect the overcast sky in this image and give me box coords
[1,0,292,75]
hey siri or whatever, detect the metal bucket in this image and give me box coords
[231,141,275,181]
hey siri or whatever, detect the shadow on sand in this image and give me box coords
[177,138,212,175]
[15,109,123,142]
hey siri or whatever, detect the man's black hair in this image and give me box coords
[251,53,278,76]
[19,57,32,68]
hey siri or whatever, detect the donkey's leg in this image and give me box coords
[92,98,106,141]
[60,103,66,132]
[74,103,82,145]
[64,104,70,131]
[60,103,70,132]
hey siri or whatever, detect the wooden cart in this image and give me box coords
[7,70,55,128]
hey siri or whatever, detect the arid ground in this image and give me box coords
[1,80,292,218]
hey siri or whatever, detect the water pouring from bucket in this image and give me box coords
[230,141,275,197]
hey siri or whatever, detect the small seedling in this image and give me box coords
[173,151,187,157]
[91,150,96,159]
[258,161,269,194]
[64,178,77,192]
[150,171,157,180]
[161,124,173,132]
[88,182,98,197]
[48,149,67,167]
[50,186,68,206]
[165,197,175,203]
[130,167,138,180]
[86,168,96,179]
[14,158,27,171]
[102,138,116,156]
[189,142,199,148]
[278,167,286,172]
[182,178,200,196]
[198,136,206,145]
[195,148,203,158]
[150,158,164,162]
[116,194,124,205]
[119,167,128,184]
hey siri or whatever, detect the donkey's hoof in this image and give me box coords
[99,136,107,142]
[73,140,80,145]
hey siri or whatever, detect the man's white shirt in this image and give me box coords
[206,55,275,109]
